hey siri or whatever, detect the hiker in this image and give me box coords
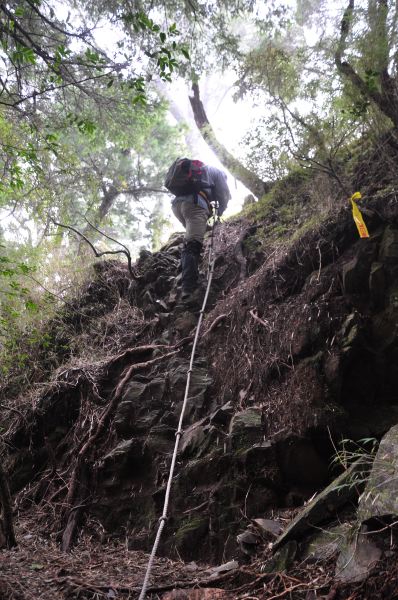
[165,158,231,301]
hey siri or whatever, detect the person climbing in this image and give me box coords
[165,158,231,302]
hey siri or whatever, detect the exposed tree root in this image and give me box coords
[202,313,230,338]
[0,462,17,548]
[113,349,180,399]
[60,346,180,551]
[61,466,89,552]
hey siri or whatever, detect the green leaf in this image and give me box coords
[132,94,147,106]
[76,118,96,136]
[25,300,38,312]
[11,45,36,65]
[18,264,32,274]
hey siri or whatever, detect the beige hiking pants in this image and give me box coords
[172,198,209,243]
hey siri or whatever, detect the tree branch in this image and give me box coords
[52,220,141,280]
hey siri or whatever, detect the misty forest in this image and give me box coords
[3,1,398,599]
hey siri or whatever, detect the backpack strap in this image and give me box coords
[198,190,213,214]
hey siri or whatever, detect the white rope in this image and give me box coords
[138,218,219,599]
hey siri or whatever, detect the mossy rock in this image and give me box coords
[229,407,264,450]
[175,517,209,558]
[358,423,398,521]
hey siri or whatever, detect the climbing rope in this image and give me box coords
[138,212,220,600]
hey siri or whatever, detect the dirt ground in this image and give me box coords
[4,513,398,600]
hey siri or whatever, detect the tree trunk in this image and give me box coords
[155,78,204,156]
[189,82,269,198]
[335,0,398,129]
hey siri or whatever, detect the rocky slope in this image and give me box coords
[3,161,398,598]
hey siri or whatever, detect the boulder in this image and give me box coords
[379,225,398,265]
[252,518,283,538]
[335,528,381,584]
[114,378,166,436]
[210,402,233,426]
[369,261,385,307]
[358,424,398,521]
[180,420,207,457]
[301,523,351,562]
[261,540,297,573]
[173,311,197,337]
[342,256,370,294]
[175,517,209,559]
[229,407,263,450]
[273,459,369,550]
[371,307,398,349]
[237,529,260,556]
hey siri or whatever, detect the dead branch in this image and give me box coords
[0,462,17,548]
[249,309,271,330]
[202,313,229,338]
[61,470,89,552]
[84,217,134,261]
[52,220,140,280]
[173,334,194,348]
[59,568,239,595]
[265,582,310,600]
[0,403,27,423]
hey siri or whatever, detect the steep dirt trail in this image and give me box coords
[4,158,398,598]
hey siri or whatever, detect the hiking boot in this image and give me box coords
[181,240,202,294]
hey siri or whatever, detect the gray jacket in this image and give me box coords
[172,165,231,216]
[207,166,231,216]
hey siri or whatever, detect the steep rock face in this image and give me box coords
[4,193,398,563]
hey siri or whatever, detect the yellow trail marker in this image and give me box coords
[350,192,369,238]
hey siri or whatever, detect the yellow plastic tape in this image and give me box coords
[350,192,369,238]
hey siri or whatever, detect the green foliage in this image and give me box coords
[331,437,378,472]
[238,165,337,254]
[0,1,190,109]
[0,246,93,377]
[0,246,39,346]
[330,438,378,494]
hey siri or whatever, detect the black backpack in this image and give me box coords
[165,158,212,198]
